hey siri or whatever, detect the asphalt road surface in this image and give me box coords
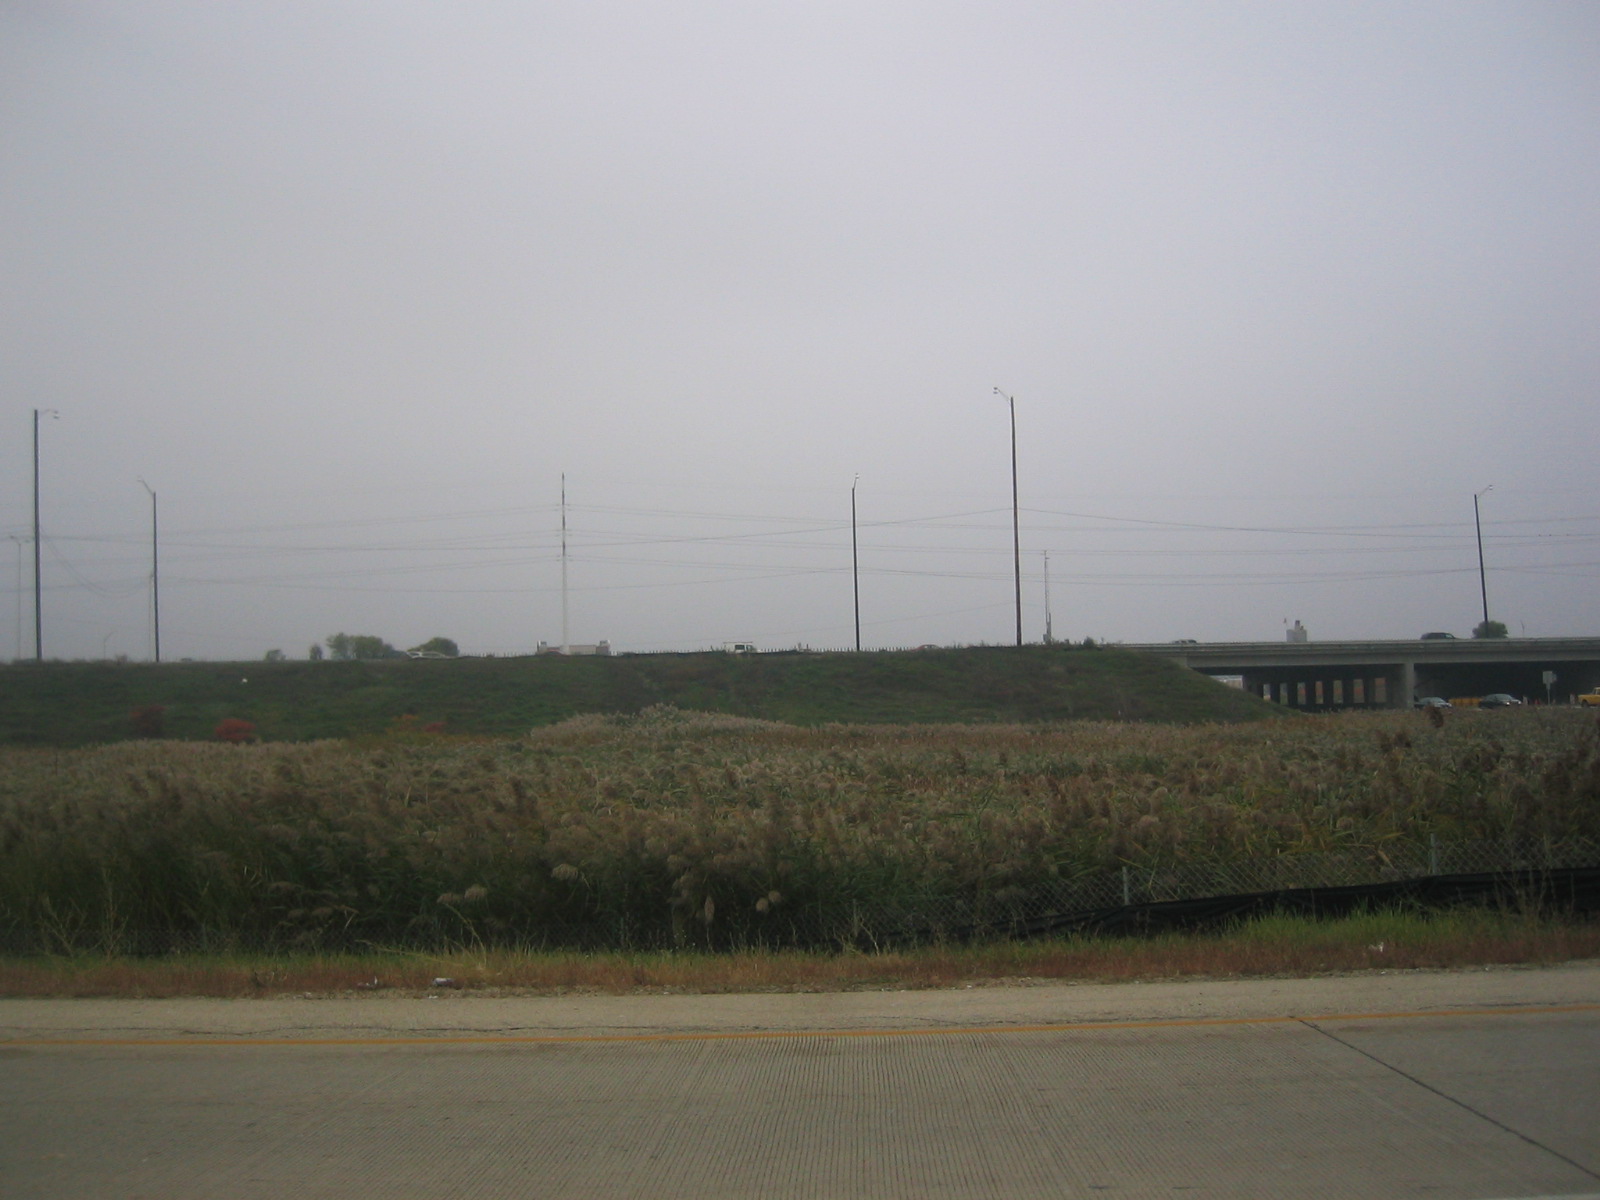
[4,965,1599,1199]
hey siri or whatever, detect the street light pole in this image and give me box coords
[6,535,23,661]
[559,474,569,655]
[993,388,1022,647]
[1474,485,1493,630]
[851,475,860,652]
[140,480,160,663]
[31,409,57,661]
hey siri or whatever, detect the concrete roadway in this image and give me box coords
[3,965,1598,1199]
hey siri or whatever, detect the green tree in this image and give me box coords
[326,633,400,660]
[1472,619,1509,639]
[407,637,459,658]
[308,643,324,661]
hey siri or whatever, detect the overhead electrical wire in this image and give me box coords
[26,494,1599,606]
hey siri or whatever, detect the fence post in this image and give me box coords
[1429,833,1439,877]
[1121,865,1131,907]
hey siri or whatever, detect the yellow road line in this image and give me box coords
[5,1002,1598,1048]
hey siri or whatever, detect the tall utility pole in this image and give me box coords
[851,475,861,652]
[1474,485,1493,629]
[559,474,570,654]
[140,480,160,662]
[1042,549,1053,644]
[993,389,1022,646]
[31,409,57,661]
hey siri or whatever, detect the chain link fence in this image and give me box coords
[1046,834,1598,914]
[4,836,1597,957]
[858,836,1600,946]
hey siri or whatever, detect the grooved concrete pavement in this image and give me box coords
[3,965,1598,1199]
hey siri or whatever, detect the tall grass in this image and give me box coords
[4,908,1595,998]
[2,707,1596,954]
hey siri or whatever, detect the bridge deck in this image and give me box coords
[1120,638,1600,709]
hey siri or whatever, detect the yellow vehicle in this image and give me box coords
[1580,688,1600,707]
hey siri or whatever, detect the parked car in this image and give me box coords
[1577,689,1600,708]
[1479,693,1523,708]
[1414,696,1452,709]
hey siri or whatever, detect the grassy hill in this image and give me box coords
[0,645,1280,745]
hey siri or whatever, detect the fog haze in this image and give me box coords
[4,2,1597,660]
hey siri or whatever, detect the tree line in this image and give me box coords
[263,634,459,661]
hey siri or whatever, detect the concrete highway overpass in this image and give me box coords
[1123,637,1600,710]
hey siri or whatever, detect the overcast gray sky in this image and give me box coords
[3,1,1597,661]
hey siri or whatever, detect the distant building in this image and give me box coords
[536,640,612,656]
[1286,620,1308,643]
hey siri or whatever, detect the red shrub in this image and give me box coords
[214,718,257,744]
[129,704,166,739]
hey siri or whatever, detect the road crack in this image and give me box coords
[1297,1017,1600,1183]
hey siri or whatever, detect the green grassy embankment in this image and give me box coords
[0,644,1278,745]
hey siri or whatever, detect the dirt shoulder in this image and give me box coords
[5,960,1596,1043]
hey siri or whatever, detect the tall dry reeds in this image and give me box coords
[2,706,1596,953]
